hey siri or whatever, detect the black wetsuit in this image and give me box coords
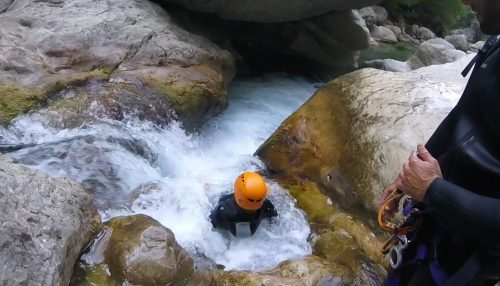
[209,193,277,237]
[389,36,500,286]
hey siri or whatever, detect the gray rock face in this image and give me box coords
[287,10,370,69]
[159,0,382,22]
[0,0,232,87]
[0,156,101,286]
[407,25,435,42]
[0,0,234,127]
[370,25,397,43]
[359,5,388,27]
[451,26,482,43]
[418,27,436,41]
[407,38,466,69]
[337,56,473,210]
[445,34,469,52]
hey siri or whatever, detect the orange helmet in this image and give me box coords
[234,172,268,211]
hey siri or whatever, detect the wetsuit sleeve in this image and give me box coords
[262,200,278,219]
[209,203,229,230]
[424,178,500,245]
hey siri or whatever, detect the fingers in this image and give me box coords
[417,144,433,162]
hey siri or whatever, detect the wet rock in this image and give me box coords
[157,0,381,23]
[189,255,353,286]
[279,179,386,269]
[0,0,234,127]
[7,135,138,210]
[0,155,101,286]
[72,214,194,286]
[38,80,178,128]
[257,55,474,213]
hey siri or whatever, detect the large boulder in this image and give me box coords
[0,0,234,128]
[451,26,482,43]
[407,38,467,69]
[286,10,370,70]
[72,214,194,286]
[370,25,398,43]
[0,156,102,286]
[158,0,383,23]
[445,34,469,52]
[359,5,389,27]
[257,55,474,212]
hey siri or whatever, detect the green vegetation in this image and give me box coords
[382,0,469,35]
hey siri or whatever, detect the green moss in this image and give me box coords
[80,265,119,286]
[144,76,211,119]
[0,69,111,125]
[0,85,44,125]
[283,180,336,227]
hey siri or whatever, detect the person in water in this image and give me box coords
[209,172,277,237]
[381,0,500,284]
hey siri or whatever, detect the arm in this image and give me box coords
[425,178,500,245]
[262,200,278,219]
[209,203,229,230]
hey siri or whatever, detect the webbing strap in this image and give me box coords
[461,54,479,77]
[429,260,448,286]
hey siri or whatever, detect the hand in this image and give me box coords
[379,180,401,219]
[397,144,442,202]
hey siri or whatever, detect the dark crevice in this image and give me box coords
[148,1,333,80]
[0,0,15,14]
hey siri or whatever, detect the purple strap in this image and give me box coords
[429,260,448,286]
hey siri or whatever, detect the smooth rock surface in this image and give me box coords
[72,214,194,286]
[0,156,101,286]
[407,38,466,69]
[257,55,474,212]
[0,0,234,127]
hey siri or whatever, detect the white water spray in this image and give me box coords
[0,74,322,271]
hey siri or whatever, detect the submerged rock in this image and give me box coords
[0,156,101,286]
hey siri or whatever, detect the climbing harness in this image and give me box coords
[378,190,423,268]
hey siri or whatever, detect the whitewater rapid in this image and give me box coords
[0,74,322,271]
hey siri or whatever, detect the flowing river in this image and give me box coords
[0,74,322,271]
